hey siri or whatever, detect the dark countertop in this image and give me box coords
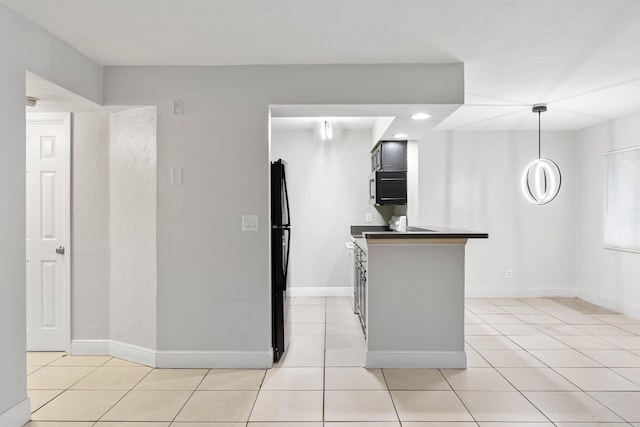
[350,225,488,240]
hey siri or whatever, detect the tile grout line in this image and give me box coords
[26,297,640,425]
[480,301,569,397]
[439,367,479,426]
[485,353,556,425]
[466,298,557,424]
[379,368,403,426]
[244,366,269,426]
[92,361,159,423]
[26,351,66,413]
[585,389,637,425]
[167,367,215,425]
[475,297,631,424]
[244,338,274,425]
[323,297,327,424]
[31,356,150,424]
[30,355,108,420]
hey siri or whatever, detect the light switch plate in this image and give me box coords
[365,213,373,222]
[173,100,183,116]
[171,167,183,185]
[242,215,259,232]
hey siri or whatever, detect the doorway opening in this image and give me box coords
[266,104,457,365]
[25,69,110,354]
[25,72,159,418]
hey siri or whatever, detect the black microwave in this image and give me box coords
[369,171,407,206]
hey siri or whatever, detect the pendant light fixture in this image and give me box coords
[521,104,561,204]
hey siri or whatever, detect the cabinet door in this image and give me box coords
[380,141,407,171]
[357,252,367,337]
[361,265,367,336]
[376,171,407,205]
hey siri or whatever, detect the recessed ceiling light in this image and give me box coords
[411,113,430,120]
[393,133,408,139]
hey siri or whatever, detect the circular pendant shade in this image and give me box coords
[521,158,561,204]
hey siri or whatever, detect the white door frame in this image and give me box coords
[26,112,72,354]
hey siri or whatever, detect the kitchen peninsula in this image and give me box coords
[351,225,488,369]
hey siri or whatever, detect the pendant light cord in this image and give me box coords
[538,110,541,159]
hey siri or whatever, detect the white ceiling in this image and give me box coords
[25,72,102,113]
[271,117,378,132]
[8,0,640,130]
[270,104,461,139]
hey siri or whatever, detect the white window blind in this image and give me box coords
[604,145,640,252]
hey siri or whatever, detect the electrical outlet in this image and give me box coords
[365,213,373,223]
[506,269,513,279]
[242,215,259,232]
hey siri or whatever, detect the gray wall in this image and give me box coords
[271,128,386,288]
[71,113,110,340]
[72,109,158,350]
[417,128,577,296]
[109,107,158,349]
[575,110,640,318]
[103,64,464,352]
[0,3,102,418]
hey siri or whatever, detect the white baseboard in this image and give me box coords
[465,287,577,298]
[577,289,640,319]
[110,341,157,367]
[366,350,467,368]
[26,344,66,352]
[0,398,31,427]
[71,339,272,369]
[71,339,110,355]
[156,350,273,369]
[288,286,352,297]
[290,285,580,300]
[71,339,155,367]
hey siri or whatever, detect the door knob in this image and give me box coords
[55,246,65,255]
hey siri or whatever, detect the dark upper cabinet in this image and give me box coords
[369,140,408,206]
[371,140,407,172]
[369,171,407,206]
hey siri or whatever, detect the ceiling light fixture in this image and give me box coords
[521,104,561,205]
[26,96,38,107]
[393,133,408,139]
[411,113,430,120]
[320,120,333,140]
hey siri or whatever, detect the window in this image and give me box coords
[604,145,640,252]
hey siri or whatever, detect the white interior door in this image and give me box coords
[26,113,70,351]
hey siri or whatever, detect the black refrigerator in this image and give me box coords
[271,159,290,362]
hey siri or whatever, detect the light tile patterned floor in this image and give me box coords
[25,296,640,426]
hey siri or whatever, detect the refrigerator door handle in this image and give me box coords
[282,166,291,228]
[283,227,291,290]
